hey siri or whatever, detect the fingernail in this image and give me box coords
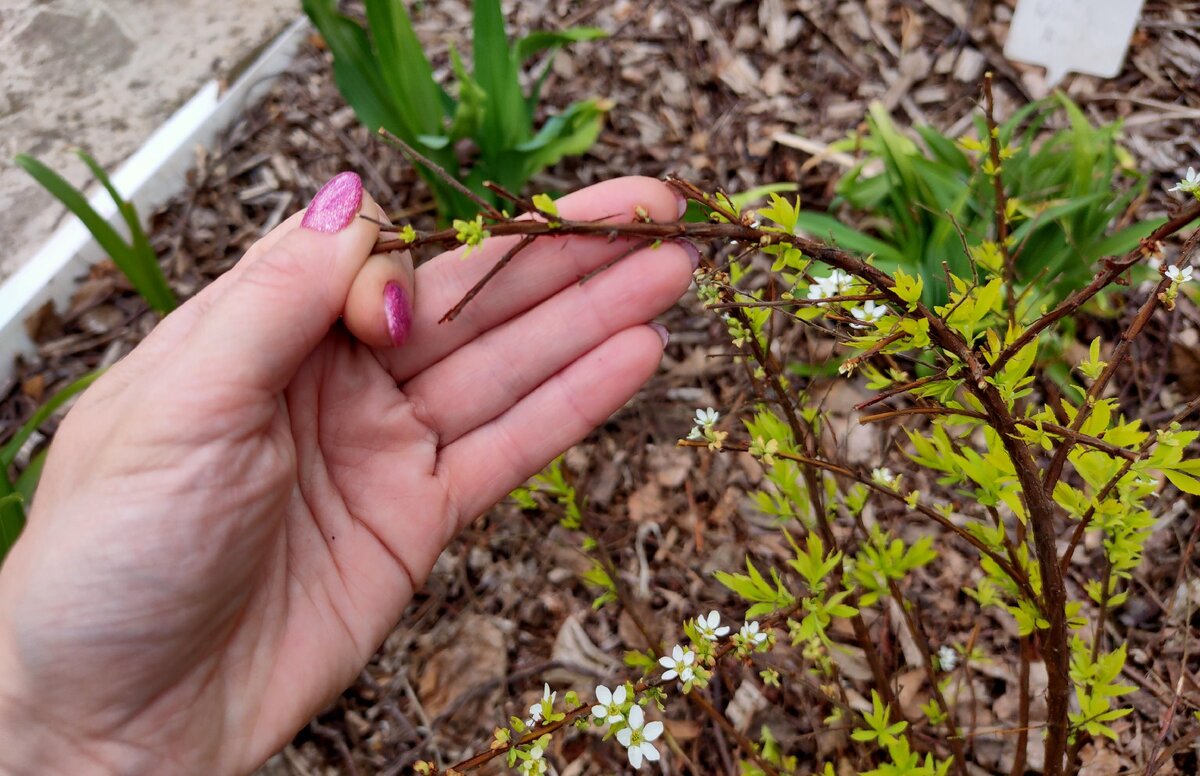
[384,281,411,347]
[679,240,701,270]
[302,172,363,233]
[649,322,670,347]
[674,191,688,219]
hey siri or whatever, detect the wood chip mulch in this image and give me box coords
[1,2,1199,774]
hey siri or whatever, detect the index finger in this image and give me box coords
[377,176,684,381]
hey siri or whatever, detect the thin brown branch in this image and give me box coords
[439,235,537,323]
[687,692,781,776]
[1060,392,1200,571]
[859,406,1140,461]
[376,129,505,221]
[886,580,969,776]
[986,198,1200,376]
[982,73,1015,328]
[678,439,1036,601]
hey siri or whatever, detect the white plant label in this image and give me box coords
[1004,0,1145,87]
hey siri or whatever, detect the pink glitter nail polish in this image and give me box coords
[301,172,363,233]
[384,281,411,347]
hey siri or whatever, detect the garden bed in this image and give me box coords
[2,1,1199,774]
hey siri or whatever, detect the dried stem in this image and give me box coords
[887,580,968,776]
[982,73,1016,329]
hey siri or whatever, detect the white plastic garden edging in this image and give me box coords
[0,17,310,379]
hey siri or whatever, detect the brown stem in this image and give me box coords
[718,299,904,724]
[859,406,1139,461]
[886,580,969,776]
[982,73,1015,329]
[678,439,1036,603]
[1059,392,1200,571]
[440,235,537,322]
[688,692,781,776]
[377,129,505,221]
[855,371,949,411]
[986,198,1200,376]
[1009,637,1030,776]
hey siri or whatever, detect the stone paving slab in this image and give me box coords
[0,0,299,280]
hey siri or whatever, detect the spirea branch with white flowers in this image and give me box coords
[381,89,1200,776]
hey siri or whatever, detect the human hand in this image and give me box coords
[0,174,695,774]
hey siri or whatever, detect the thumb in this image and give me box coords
[179,171,382,393]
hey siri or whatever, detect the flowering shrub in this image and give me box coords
[385,96,1200,774]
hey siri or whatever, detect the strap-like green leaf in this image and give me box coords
[514,27,607,62]
[364,0,447,138]
[15,155,175,314]
[75,149,176,313]
[472,0,527,153]
[0,370,104,468]
[0,475,24,563]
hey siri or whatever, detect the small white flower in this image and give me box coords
[739,620,768,646]
[689,408,721,443]
[871,467,899,488]
[938,645,959,672]
[615,704,663,769]
[519,743,549,775]
[1168,166,1200,194]
[1166,265,1194,284]
[528,682,555,724]
[851,300,886,323]
[826,269,854,295]
[658,644,696,683]
[696,610,731,641]
[591,683,627,725]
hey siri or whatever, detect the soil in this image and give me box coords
[1,1,1199,774]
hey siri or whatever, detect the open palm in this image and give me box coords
[0,177,693,774]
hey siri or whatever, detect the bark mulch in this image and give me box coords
[1,2,1199,774]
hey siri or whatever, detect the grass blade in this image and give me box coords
[0,370,103,468]
[15,155,175,314]
[75,149,176,312]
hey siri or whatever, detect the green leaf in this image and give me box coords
[472,0,527,154]
[446,46,486,143]
[14,448,48,505]
[303,0,403,134]
[512,99,608,183]
[0,370,104,467]
[0,474,24,564]
[1164,469,1200,495]
[514,27,607,62]
[793,212,908,267]
[15,155,175,314]
[364,0,447,138]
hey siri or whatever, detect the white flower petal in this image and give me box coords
[592,704,607,719]
[627,704,645,729]
[662,669,678,681]
[613,685,627,704]
[595,685,612,705]
[658,655,675,669]
[628,746,644,768]
[641,742,661,762]
[643,720,664,741]
[616,727,633,747]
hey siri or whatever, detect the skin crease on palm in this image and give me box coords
[0,175,697,775]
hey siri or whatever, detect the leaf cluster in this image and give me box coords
[303,0,607,220]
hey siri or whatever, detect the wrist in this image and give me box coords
[0,641,160,776]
